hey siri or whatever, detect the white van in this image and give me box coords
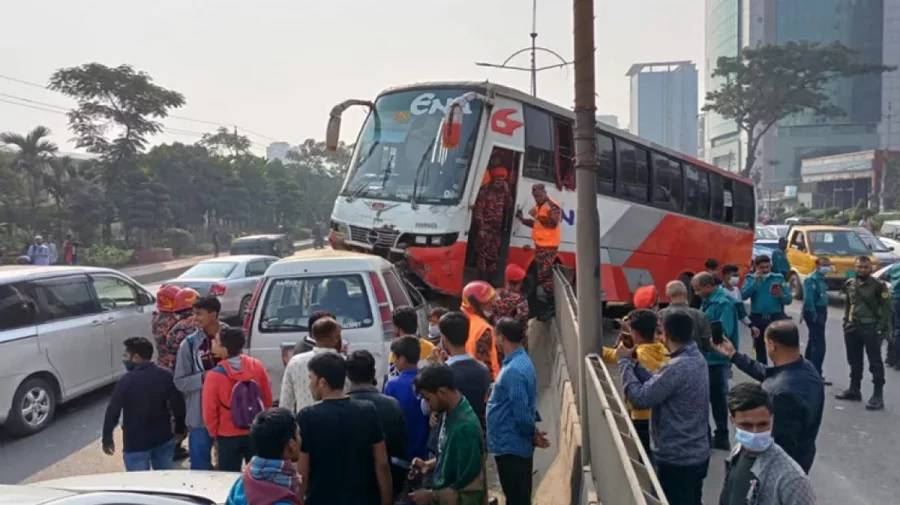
[0,266,155,435]
[242,250,427,398]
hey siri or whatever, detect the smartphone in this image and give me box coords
[710,320,725,345]
[769,283,783,295]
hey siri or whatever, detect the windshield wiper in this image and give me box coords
[262,321,306,331]
[410,134,439,210]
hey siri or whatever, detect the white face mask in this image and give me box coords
[735,428,774,452]
[729,275,740,286]
[818,266,833,274]
[428,324,440,340]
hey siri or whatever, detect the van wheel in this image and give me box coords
[6,377,56,436]
[790,273,803,301]
[239,295,252,321]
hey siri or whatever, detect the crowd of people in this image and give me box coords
[103,267,550,505]
[9,233,81,265]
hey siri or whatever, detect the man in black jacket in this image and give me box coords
[102,337,186,471]
[346,350,407,499]
[711,320,824,473]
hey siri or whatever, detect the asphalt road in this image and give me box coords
[4,292,900,504]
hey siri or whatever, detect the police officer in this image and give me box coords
[836,256,892,410]
[742,254,792,365]
[884,259,900,370]
[802,256,831,381]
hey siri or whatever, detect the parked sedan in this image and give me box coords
[852,226,900,267]
[167,255,278,321]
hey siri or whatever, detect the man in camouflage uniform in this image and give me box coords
[492,264,529,328]
[836,256,892,410]
[472,165,512,283]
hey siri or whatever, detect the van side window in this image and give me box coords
[382,270,411,308]
[523,106,554,182]
[792,232,807,251]
[33,277,97,321]
[596,133,615,195]
[92,276,139,311]
[0,283,37,330]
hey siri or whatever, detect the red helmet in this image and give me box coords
[632,285,659,310]
[505,264,526,283]
[156,285,181,312]
[173,287,200,313]
[461,281,497,311]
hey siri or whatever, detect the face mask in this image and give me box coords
[729,276,740,286]
[818,266,833,274]
[122,359,136,372]
[428,324,440,340]
[735,428,774,452]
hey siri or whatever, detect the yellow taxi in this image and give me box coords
[785,225,877,298]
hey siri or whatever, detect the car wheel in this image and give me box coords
[790,273,803,301]
[239,295,252,320]
[6,377,56,436]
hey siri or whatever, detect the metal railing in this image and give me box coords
[552,267,667,505]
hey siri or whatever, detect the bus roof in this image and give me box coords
[377,80,753,185]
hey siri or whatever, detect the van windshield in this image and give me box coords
[259,275,373,332]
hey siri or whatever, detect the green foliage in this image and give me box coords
[199,127,251,158]
[704,42,894,177]
[163,228,195,255]
[81,244,134,268]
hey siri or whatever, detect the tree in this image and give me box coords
[704,42,894,178]
[49,63,185,241]
[199,127,251,158]
[0,126,58,232]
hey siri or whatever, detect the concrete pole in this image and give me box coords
[573,0,602,469]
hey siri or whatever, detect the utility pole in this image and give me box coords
[573,0,601,469]
[476,0,572,97]
[881,101,893,212]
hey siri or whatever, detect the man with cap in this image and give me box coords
[493,264,530,327]
[26,235,51,265]
[472,164,513,284]
[516,184,562,295]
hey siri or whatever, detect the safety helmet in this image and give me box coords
[172,287,201,313]
[505,264,526,284]
[632,285,659,310]
[156,285,181,312]
[461,281,497,311]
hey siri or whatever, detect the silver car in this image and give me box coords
[167,255,278,321]
[0,266,155,435]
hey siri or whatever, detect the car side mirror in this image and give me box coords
[137,292,153,306]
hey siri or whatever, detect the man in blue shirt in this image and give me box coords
[487,318,548,505]
[771,238,791,277]
[385,336,430,463]
[802,257,832,379]
[742,255,792,365]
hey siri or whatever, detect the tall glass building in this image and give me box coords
[704,0,892,194]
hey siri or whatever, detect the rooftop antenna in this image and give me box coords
[475,0,572,97]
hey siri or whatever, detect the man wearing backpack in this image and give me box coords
[203,327,273,471]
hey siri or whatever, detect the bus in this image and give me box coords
[325,81,755,303]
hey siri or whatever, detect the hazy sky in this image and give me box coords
[1,0,704,155]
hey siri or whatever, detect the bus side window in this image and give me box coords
[596,133,615,195]
[709,172,725,222]
[732,182,754,228]
[616,139,649,202]
[555,119,575,190]
[523,106,554,183]
[684,164,710,219]
[651,152,683,211]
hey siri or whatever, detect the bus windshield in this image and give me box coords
[342,88,482,205]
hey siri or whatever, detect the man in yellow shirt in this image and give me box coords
[389,306,435,377]
[602,309,669,459]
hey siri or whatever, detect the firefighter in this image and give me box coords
[472,165,513,284]
[516,183,562,295]
[152,285,185,357]
[461,280,500,378]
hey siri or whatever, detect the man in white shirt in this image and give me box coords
[27,236,51,265]
[279,317,342,414]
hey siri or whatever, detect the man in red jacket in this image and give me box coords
[203,327,273,471]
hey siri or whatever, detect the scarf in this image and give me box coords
[241,457,302,505]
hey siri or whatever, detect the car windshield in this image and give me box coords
[180,262,237,279]
[259,275,373,332]
[755,227,778,240]
[808,231,871,256]
[855,229,891,252]
[342,88,483,205]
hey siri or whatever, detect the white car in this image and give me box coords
[243,249,427,396]
[167,255,278,321]
[0,266,155,435]
[0,470,237,504]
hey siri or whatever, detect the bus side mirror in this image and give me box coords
[326,115,341,152]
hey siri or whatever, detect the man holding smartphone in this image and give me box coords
[742,255,792,365]
[690,273,738,451]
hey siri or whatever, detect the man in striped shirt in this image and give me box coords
[486,318,549,505]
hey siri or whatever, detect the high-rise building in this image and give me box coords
[883,0,900,150]
[626,61,699,155]
[597,114,620,129]
[704,0,894,195]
